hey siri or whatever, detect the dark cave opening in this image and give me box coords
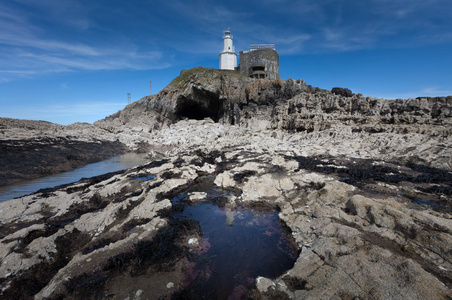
[176,101,214,121]
[175,89,224,122]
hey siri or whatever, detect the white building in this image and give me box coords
[219,29,237,70]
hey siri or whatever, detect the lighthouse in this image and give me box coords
[219,29,237,70]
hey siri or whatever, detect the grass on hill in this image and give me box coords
[169,67,247,87]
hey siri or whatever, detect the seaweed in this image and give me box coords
[1,228,91,299]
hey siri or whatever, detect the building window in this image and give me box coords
[251,66,266,79]
[252,66,265,72]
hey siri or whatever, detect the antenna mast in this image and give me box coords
[127,93,131,105]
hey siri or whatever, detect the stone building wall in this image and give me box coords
[239,48,279,79]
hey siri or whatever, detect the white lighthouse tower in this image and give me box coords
[219,29,237,70]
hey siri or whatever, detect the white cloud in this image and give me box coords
[0,69,37,82]
[0,47,169,82]
[13,0,93,30]
[166,0,251,26]
[0,2,170,82]
[0,32,102,56]
[268,34,311,55]
[2,101,128,125]
[376,87,452,99]
[45,102,126,116]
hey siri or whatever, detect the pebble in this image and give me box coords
[167,282,175,288]
[188,238,198,245]
[135,289,143,298]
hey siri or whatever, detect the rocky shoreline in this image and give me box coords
[0,68,451,299]
[0,137,129,186]
[0,119,133,186]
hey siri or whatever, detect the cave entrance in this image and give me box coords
[175,88,223,122]
[176,101,215,121]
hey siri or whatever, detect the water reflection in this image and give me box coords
[175,202,298,299]
[224,207,236,226]
[0,152,148,202]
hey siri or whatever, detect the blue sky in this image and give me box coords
[1,0,451,125]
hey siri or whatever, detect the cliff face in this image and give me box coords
[133,68,306,127]
[271,92,451,134]
[123,67,451,133]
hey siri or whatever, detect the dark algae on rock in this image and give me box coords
[0,137,129,186]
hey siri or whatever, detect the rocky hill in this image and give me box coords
[97,67,451,171]
[1,67,451,299]
[100,67,451,130]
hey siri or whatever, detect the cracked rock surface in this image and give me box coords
[1,68,451,299]
[0,120,451,299]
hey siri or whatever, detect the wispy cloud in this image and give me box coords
[254,33,311,55]
[260,0,452,53]
[376,87,452,99]
[1,0,451,83]
[0,32,102,56]
[13,0,93,30]
[3,101,127,125]
[44,102,126,116]
[0,46,168,82]
[169,0,451,55]
[0,1,169,82]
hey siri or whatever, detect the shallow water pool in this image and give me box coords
[0,152,148,202]
[171,186,298,299]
